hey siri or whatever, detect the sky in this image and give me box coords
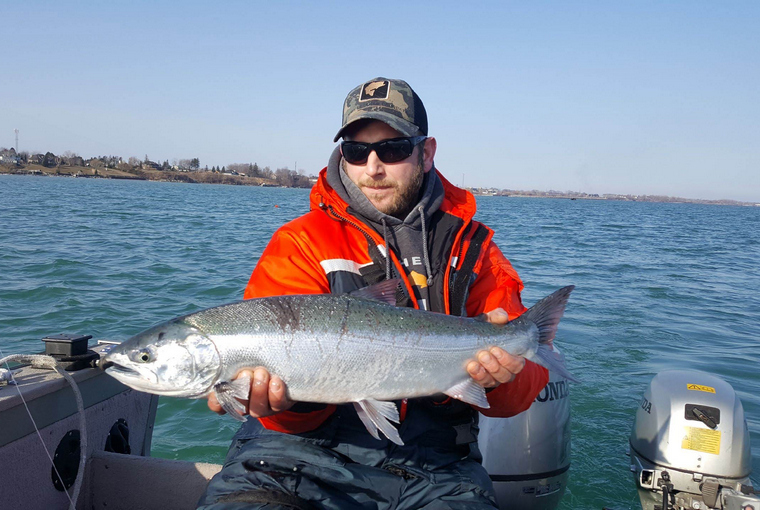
[1,1,759,202]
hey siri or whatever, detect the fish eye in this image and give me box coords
[138,349,152,363]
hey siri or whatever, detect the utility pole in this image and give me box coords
[14,129,19,152]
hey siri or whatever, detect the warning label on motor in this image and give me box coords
[682,426,721,455]
[687,383,716,393]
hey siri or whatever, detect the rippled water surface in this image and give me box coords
[1,175,758,509]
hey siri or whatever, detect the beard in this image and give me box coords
[360,166,424,219]
[342,152,426,220]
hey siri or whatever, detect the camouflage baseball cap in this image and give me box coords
[333,77,428,142]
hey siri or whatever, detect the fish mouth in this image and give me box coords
[103,361,142,379]
[102,359,204,397]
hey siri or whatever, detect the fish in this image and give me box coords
[101,281,575,445]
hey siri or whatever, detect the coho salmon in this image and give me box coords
[101,281,575,445]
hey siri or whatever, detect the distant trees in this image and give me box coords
[275,167,312,188]
[62,151,84,167]
[275,167,295,187]
[176,158,200,171]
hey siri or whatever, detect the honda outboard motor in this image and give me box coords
[629,370,759,510]
[479,369,571,510]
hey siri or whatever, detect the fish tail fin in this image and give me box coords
[521,285,579,382]
[521,285,574,346]
[535,344,579,383]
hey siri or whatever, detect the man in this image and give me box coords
[199,78,549,509]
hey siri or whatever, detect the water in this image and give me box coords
[1,174,758,509]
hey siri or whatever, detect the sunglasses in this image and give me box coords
[341,136,427,165]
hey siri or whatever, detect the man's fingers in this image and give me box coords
[484,307,509,325]
[477,350,514,384]
[248,368,271,417]
[268,375,292,413]
[207,392,224,414]
[206,368,293,418]
[468,348,527,388]
[467,360,497,388]
[490,347,525,377]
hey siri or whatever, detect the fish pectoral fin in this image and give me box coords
[349,279,400,306]
[444,379,490,409]
[214,381,248,423]
[353,399,404,446]
[228,374,252,399]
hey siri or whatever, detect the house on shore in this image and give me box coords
[0,147,20,165]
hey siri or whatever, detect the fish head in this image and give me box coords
[101,320,221,398]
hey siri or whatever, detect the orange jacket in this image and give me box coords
[244,167,549,434]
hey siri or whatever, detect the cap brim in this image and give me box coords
[333,111,420,142]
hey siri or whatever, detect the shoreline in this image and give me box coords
[0,163,292,188]
[1,165,756,207]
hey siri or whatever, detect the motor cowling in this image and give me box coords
[629,370,754,510]
[479,370,571,510]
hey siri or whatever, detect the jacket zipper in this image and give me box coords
[321,202,379,244]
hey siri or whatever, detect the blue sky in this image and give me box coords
[2,1,758,202]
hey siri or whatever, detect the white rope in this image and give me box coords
[0,352,88,510]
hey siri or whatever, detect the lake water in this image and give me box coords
[1,174,758,509]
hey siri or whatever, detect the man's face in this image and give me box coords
[342,120,436,219]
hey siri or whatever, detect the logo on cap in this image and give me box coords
[360,80,390,101]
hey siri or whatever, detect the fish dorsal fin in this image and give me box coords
[213,375,251,423]
[349,279,400,306]
[353,399,403,445]
[444,379,490,409]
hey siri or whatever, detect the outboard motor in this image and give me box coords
[629,370,759,510]
[479,369,571,510]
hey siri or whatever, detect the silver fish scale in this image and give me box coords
[183,294,538,404]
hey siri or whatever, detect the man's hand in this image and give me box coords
[207,367,294,418]
[467,307,526,388]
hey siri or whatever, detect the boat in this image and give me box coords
[1,335,756,510]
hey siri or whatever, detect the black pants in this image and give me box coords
[198,431,498,510]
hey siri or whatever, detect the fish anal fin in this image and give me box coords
[353,402,380,440]
[214,380,248,423]
[444,379,490,409]
[353,399,403,445]
[349,279,400,306]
